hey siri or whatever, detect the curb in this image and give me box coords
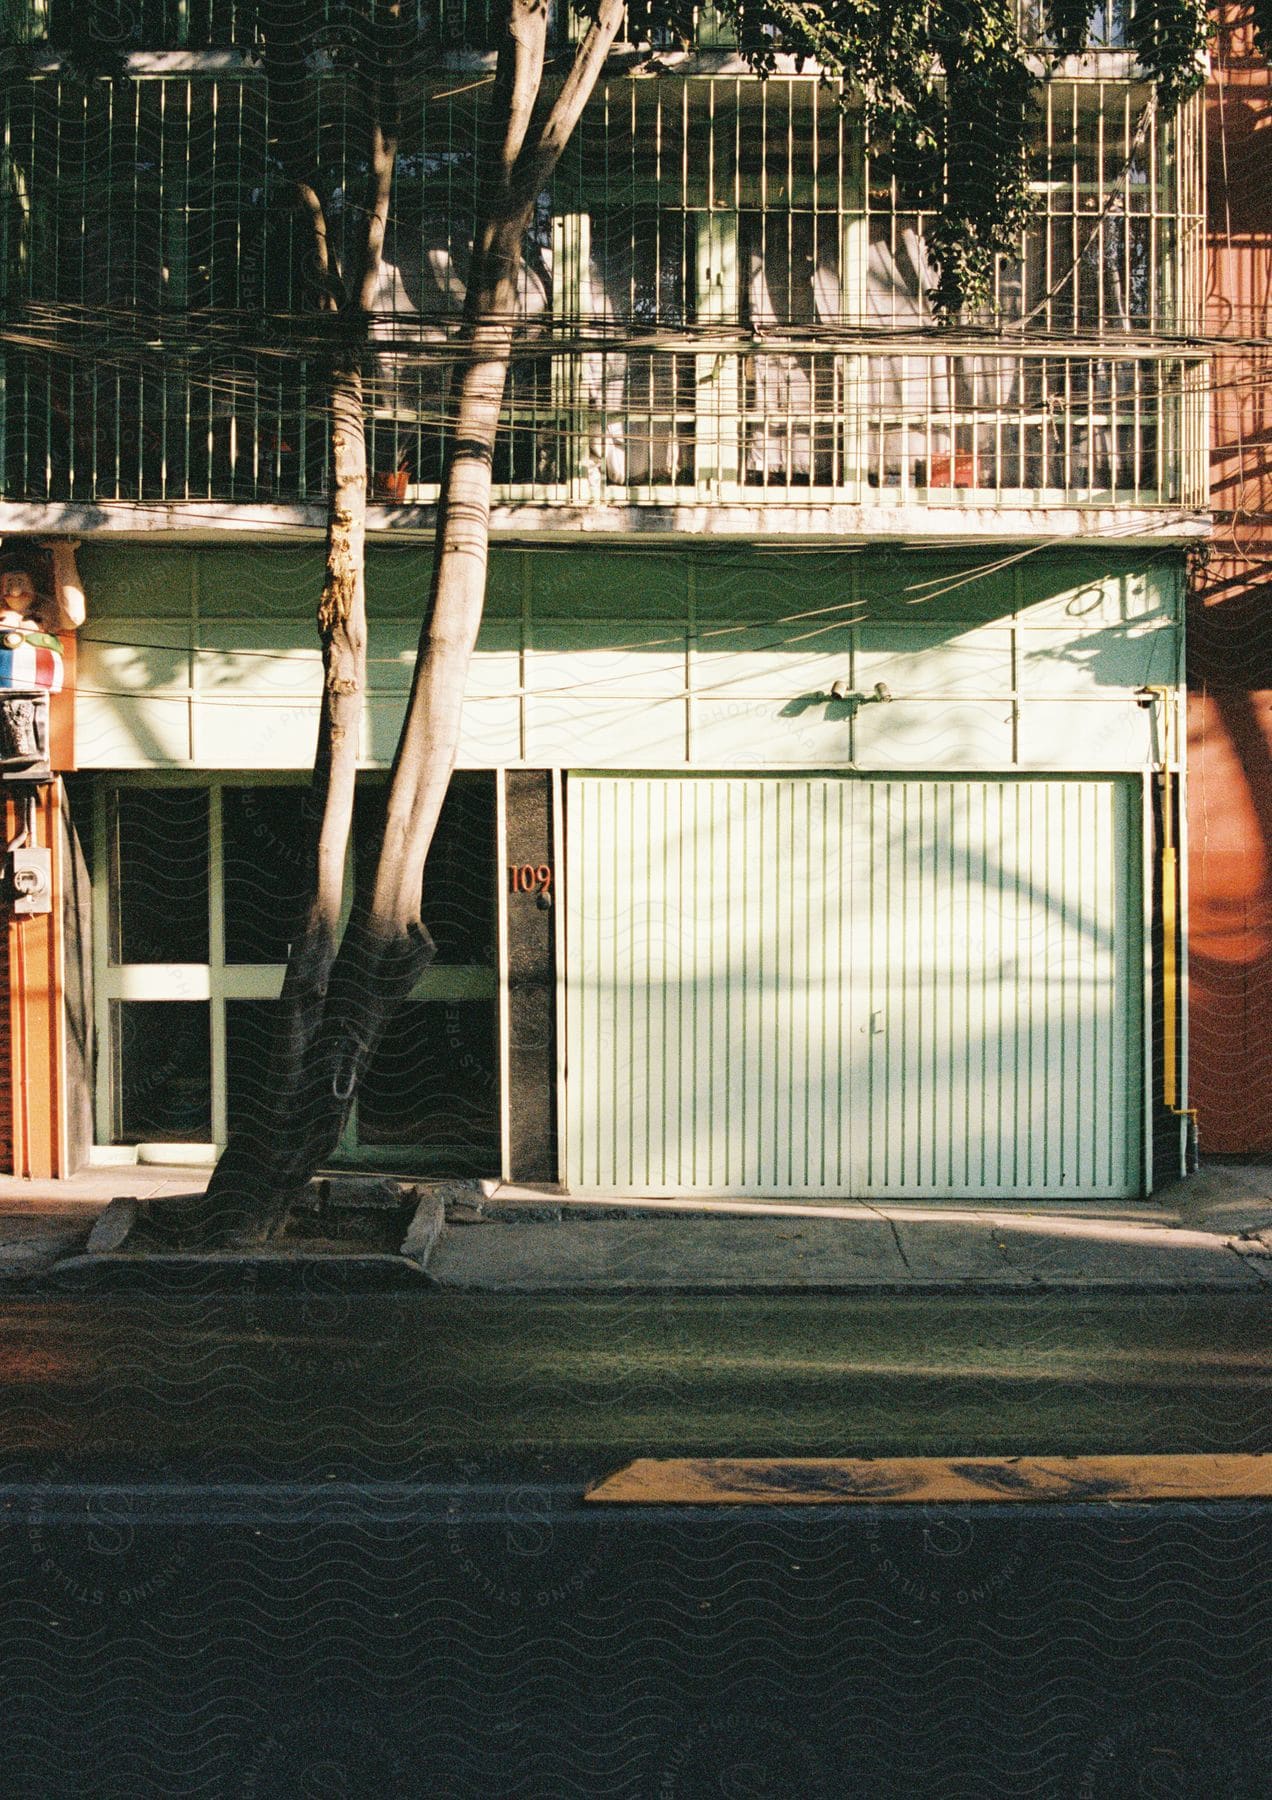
[46,1251,436,1291]
[58,1180,449,1283]
[420,1276,1271,1297]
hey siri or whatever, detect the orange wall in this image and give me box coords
[1188,6,1272,1147]
[0,921,10,1174]
[3,787,66,1178]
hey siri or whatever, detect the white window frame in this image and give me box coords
[90,773,499,1163]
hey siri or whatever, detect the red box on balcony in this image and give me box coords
[928,452,978,488]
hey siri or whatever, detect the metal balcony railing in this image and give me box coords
[0,0,1149,55]
[1,0,526,53]
[0,346,1207,511]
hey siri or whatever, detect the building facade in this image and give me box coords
[0,2,1208,1194]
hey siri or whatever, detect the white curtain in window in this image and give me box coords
[581,216,690,489]
[364,227,552,447]
[581,229,636,486]
[744,215,840,482]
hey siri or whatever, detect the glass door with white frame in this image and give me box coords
[93,774,500,1172]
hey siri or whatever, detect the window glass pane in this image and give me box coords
[114,788,209,964]
[585,211,696,488]
[355,773,496,966]
[226,998,275,1140]
[222,785,313,965]
[741,212,840,486]
[113,1001,211,1142]
[357,1000,498,1170]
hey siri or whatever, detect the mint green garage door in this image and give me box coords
[564,775,1144,1198]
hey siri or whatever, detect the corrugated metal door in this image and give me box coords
[565,775,1143,1197]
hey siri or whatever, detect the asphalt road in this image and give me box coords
[0,1288,1267,1797]
[0,1286,1268,1481]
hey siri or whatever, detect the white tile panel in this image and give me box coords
[527,698,688,767]
[1016,623,1177,694]
[854,627,1013,696]
[74,693,195,767]
[690,698,852,766]
[1017,701,1153,771]
[527,623,688,697]
[854,701,1013,769]
[690,624,857,699]
[194,697,320,769]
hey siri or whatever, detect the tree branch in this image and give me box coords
[258,1,349,311]
[514,0,627,205]
[355,121,398,316]
[296,178,347,314]
[493,0,553,183]
[353,1,410,317]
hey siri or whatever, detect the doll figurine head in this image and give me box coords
[0,568,39,630]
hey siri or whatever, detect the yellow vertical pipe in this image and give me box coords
[1162,840,1177,1110]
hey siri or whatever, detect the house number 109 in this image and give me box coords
[508,862,553,896]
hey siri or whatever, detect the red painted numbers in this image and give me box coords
[508,862,552,896]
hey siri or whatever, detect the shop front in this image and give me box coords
[38,540,1185,1194]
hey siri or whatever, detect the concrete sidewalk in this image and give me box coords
[424,1167,1272,1293]
[0,1166,214,1281]
[0,1158,1270,1292]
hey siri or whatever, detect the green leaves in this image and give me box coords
[1127,0,1210,111]
[706,0,1209,313]
[1044,0,1093,56]
[1255,0,1272,59]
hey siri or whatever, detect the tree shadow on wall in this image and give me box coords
[1188,564,1272,1147]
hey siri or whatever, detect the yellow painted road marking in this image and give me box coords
[585,1454,1272,1506]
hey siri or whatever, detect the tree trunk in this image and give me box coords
[302,0,628,1166]
[200,0,626,1225]
[201,7,401,1243]
[310,244,523,1158]
[204,359,369,1236]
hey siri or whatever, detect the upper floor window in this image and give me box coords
[542,77,1198,496]
[9,0,519,53]
[0,69,1204,508]
[5,0,1157,54]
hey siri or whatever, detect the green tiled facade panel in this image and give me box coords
[70,544,1181,775]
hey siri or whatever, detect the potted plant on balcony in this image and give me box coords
[374,451,411,503]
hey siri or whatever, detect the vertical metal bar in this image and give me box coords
[518,552,531,765]
[553,767,568,1184]
[1142,770,1154,1196]
[208,782,228,1147]
[1174,616,1192,1172]
[92,781,113,1148]
[1097,81,1106,333]
[0,79,9,497]
[0,76,8,496]
[1043,80,1054,332]
[684,557,696,765]
[1068,80,1078,334]
[495,767,511,1183]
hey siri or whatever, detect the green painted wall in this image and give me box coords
[74,543,1183,773]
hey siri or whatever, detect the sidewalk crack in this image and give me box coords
[857,1199,912,1273]
[1227,1241,1272,1289]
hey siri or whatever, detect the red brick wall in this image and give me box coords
[1188,6,1272,1147]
